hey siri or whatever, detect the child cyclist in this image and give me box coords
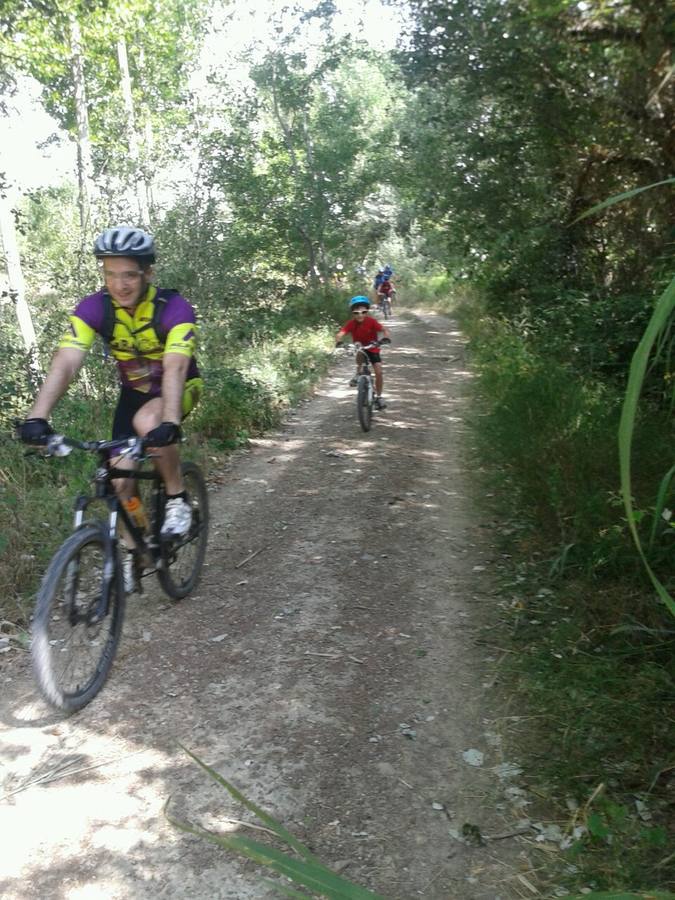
[335,296,391,410]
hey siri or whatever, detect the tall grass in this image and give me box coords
[455,300,675,896]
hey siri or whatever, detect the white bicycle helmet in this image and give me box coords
[93,226,156,262]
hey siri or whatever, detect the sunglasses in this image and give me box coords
[353,309,368,315]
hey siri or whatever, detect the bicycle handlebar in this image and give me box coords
[341,341,382,353]
[45,434,147,459]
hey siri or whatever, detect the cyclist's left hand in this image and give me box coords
[379,337,392,345]
[146,421,182,446]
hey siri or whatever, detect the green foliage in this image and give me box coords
[398,0,675,379]
[191,366,278,448]
[196,45,402,286]
[0,390,112,625]
[619,273,675,616]
[502,589,675,895]
[462,294,675,896]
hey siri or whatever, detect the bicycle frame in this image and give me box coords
[49,436,164,623]
[354,346,373,377]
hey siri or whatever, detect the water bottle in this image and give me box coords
[123,496,148,532]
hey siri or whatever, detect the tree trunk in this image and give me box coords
[301,110,327,278]
[0,196,41,382]
[138,45,156,218]
[69,13,95,246]
[117,37,151,229]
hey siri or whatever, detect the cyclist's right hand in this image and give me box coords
[18,418,54,445]
[335,341,343,348]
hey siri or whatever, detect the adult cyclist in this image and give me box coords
[377,275,396,310]
[372,268,385,307]
[335,296,391,410]
[18,226,202,546]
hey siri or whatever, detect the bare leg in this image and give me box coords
[112,455,140,549]
[132,398,184,494]
[374,362,384,396]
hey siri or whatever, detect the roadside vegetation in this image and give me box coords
[412,272,675,897]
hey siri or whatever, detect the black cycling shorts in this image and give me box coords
[365,350,381,364]
[112,388,155,440]
[112,379,203,440]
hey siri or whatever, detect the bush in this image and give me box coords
[191,367,279,447]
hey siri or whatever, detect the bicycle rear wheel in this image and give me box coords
[31,523,124,712]
[157,461,209,600]
[357,376,372,432]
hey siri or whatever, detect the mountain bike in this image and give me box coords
[30,433,209,712]
[346,341,381,432]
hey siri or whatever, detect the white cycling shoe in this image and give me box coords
[161,497,192,538]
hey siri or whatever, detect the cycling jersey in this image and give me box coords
[58,285,200,396]
[378,280,394,295]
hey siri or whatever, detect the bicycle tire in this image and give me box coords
[357,376,372,432]
[31,523,124,712]
[157,461,209,600]
[383,299,391,319]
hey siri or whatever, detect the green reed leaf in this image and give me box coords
[648,463,675,552]
[619,274,675,617]
[571,178,675,224]
[168,749,387,899]
[178,742,315,862]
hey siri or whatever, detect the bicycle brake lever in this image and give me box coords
[46,435,73,457]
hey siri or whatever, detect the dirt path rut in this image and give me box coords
[1,311,527,899]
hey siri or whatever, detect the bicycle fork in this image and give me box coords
[70,494,121,624]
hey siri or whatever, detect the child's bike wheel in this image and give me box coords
[357,376,372,432]
[31,523,125,712]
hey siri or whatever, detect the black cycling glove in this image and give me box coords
[379,337,392,345]
[146,421,182,446]
[19,418,54,445]
[335,341,343,348]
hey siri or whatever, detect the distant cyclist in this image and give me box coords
[335,296,391,410]
[377,275,396,309]
[18,226,202,541]
[372,268,385,306]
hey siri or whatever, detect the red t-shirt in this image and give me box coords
[379,281,393,295]
[339,315,384,348]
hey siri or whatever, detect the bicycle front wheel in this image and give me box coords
[31,523,124,712]
[158,461,209,600]
[383,299,391,319]
[357,376,372,432]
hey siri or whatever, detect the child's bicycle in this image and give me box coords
[344,341,382,432]
[30,433,209,712]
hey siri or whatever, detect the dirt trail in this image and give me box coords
[0,310,528,899]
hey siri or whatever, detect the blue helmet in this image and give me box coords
[383,264,393,275]
[350,296,370,309]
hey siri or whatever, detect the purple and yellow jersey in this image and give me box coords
[58,286,200,396]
